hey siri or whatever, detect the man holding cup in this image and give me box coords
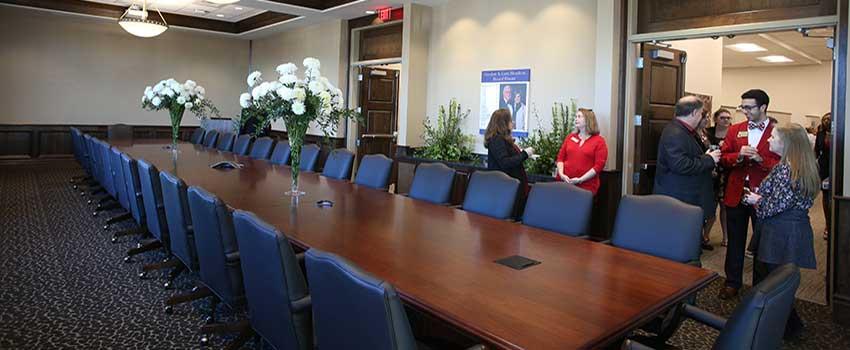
[718,89,781,300]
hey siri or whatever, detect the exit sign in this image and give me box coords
[378,7,392,21]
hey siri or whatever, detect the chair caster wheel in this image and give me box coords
[87,199,92,204]
[164,281,172,289]
[111,237,118,243]
[73,185,78,190]
[138,272,147,279]
[123,256,132,263]
[92,212,98,217]
[164,306,174,315]
[103,224,109,231]
[199,336,210,346]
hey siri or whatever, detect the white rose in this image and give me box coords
[152,96,162,107]
[247,71,262,87]
[184,102,193,109]
[303,57,320,70]
[176,96,187,105]
[279,74,298,86]
[276,63,297,75]
[308,80,325,94]
[239,93,252,108]
[292,101,306,115]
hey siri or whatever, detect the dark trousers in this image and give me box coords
[754,261,804,335]
[724,204,757,289]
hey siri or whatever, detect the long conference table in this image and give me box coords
[117,139,717,350]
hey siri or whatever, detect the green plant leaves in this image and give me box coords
[519,99,577,175]
[416,99,477,163]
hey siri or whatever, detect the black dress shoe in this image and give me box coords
[719,286,738,300]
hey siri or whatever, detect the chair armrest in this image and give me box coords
[623,340,655,350]
[682,304,726,330]
[225,251,240,263]
[291,295,312,313]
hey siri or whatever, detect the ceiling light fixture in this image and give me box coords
[118,1,168,38]
[757,55,794,63]
[725,43,767,52]
[206,0,240,4]
[365,10,376,14]
[216,14,225,17]
[234,7,243,10]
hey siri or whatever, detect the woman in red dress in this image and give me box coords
[555,108,608,195]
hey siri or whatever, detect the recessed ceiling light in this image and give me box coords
[216,14,225,17]
[757,55,794,63]
[206,0,240,4]
[194,9,207,14]
[365,10,376,14]
[234,7,243,10]
[725,43,767,52]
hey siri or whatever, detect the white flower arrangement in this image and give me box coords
[141,78,219,145]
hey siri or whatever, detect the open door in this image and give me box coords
[357,67,399,162]
[632,43,687,194]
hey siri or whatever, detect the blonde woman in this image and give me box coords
[744,123,819,339]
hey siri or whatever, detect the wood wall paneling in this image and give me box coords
[359,23,403,61]
[637,0,838,33]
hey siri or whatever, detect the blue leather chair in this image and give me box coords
[216,132,236,152]
[249,137,275,159]
[299,144,320,172]
[321,149,355,180]
[461,171,519,220]
[189,128,206,144]
[127,159,169,263]
[102,146,133,229]
[159,171,196,289]
[202,130,219,148]
[611,195,703,264]
[408,162,455,205]
[111,153,147,244]
[232,210,312,350]
[84,136,107,198]
[305,249,417,350]
[270,141,291,165]
[626,264,801,350]
[232,134,253,156]
[354,154,393,190]
[185,187,253,347]
[522,182,593,237]
[96,140,116,208]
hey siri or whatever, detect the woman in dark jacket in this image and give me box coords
[485,109,534,217]
[814,112,831,239]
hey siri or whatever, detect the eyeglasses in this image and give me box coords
[738,104,760,111]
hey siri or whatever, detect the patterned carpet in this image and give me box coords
[1,162,849,349]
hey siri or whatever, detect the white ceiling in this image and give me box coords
[85,0,266,22]
[722,28,834,68]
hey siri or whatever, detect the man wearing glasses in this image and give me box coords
[718,89,781,300]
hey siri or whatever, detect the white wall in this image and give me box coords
[670,38,724,103]
[424,0,599,153]
[720,64,833,126]
[250,20,348,136]
[0,6,248,126]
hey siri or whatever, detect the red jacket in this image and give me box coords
[720,121,780,207]
[555,133,608,195]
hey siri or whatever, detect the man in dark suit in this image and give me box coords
[718,89,780,299]
[654,96,721,232]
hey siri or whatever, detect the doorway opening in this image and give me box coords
[628,27,836,305]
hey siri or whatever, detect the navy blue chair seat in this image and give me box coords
[461,170,519,220]
[270,141,291,165]
[249,137,275,160]
[232,210,312,350]
[354,154,393,190]
[408,162,455,205]
[522,182,593,237]
[299,144,320,172]
[233,134,253,156]
[321,149,355,180]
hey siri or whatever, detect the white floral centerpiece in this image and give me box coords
[142,79,219,151]
[240,57,357,196]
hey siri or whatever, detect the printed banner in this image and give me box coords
[479,69,531,138]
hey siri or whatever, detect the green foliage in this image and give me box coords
[416,99,477,163]
[519,99,577,175]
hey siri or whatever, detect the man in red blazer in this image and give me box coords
[718,89,781,299]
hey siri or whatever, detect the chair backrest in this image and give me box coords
[97,140,116,197]
[70,127,82,164]
[714,264,801,350]
[354,154,393,190]
[233,134,253,156]
[270,141,291,165]
[110,147,129,211]
[522,182,593,237]
[190,128,206,144]
[611,195,702,263]
[321,149,355,180]
[76,130,91,173]
[202,129,219,148]
[160,171,196,271]
[306,249,417,350]
[137,159,169,243]
[120,153,145,225]
[187,187,245,306]
[299,144,320,172]
[216,132,236,152]
[107,124,133,141]
[249,137,275,159]
[232,210,312,350]
[87,136,102,183]
[461,170,520,220]
[409,162,456,205]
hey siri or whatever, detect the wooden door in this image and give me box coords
[357,67,399,161]
[633,44,686,194]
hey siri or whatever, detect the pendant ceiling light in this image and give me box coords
[118,1,168,38]
[206,0,240,4]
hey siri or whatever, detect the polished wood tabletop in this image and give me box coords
[117,140,717,350]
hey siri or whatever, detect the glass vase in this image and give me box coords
[285,120,308,197]
[167,106,185,154]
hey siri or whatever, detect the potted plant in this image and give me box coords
[142,79,219,152]
[519,100,577,178]
[415,99,478,164]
